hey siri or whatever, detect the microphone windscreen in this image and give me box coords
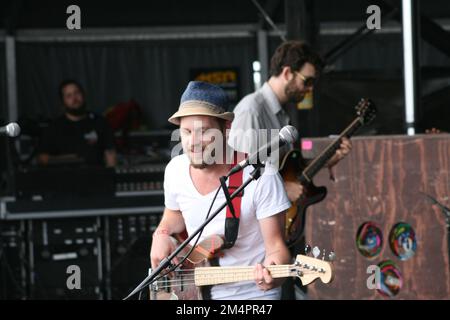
[6,122,21,137]
[279,125,298,144]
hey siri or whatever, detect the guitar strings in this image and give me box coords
[153,270,297,282]
[165,265,298,273]
[151,280,321,290]
[163,269,319,280]
[149,270,322,290]
[164,267,324,276]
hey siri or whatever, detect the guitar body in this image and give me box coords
[279,149,327,247]
[149,235,223,300]
[149,260,209,300]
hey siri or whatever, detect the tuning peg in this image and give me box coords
[304,244,311,255]
[328,251,336,261]
[312,246,320,258]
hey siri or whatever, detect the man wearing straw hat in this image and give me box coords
[150,81,292,300]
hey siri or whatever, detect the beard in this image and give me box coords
[285,79,306,104]
[185,144,218,169]
[65,103,87,117]
[188,153,212,169]
[190,162,208,169]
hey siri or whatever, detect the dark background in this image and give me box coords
[0,0,449,135]
[0,0,449,300]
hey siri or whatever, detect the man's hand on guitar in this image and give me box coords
[254,263,276,292]
[325,138,352,181]
[326,137,352,168]
[150,227,179,270]
[284,180,304,203]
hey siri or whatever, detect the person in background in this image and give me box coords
[228,40,353,300]
[37,79,116,167]
[229,41,351,205]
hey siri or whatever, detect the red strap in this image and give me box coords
[226,152,245,219]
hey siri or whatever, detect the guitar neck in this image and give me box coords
[301,117,363,182]
[194,264,292,286]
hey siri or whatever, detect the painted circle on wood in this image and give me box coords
[377,259,403,297]
[356,221,383,258]
[389,222,417,261]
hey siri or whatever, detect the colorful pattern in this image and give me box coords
[356,221,383,258]
[389,222,417,261]
[377,260,403,297]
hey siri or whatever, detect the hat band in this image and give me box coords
[180,100,226,114]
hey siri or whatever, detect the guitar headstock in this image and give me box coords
[291,251,334,285]
[355,98,377,125]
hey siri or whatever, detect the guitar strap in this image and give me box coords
[221,152,245,249]
[202,152,246,300]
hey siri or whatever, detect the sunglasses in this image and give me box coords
[297,72,317,87]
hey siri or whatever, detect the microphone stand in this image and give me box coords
[123,164,263,300]
[422,192,450,267]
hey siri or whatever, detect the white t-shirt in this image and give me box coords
[164,154,291,300]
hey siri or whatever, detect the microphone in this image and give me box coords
[227,125,298,176]
[0,122,21,137]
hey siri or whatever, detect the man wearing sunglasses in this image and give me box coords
[228,41,352,300]
[229,40,351,203]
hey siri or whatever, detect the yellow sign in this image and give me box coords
[194,71,237,84]
[297,90,314,110]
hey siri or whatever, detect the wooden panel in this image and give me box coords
[302,134,450,299]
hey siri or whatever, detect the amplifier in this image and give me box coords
[29,217,103,299]
[114,164,165,192]
[0,221,27,299]
[105,213,162,299]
